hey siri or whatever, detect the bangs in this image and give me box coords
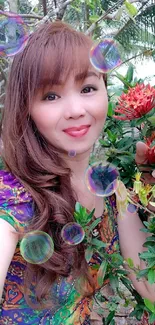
[34,25,93,93]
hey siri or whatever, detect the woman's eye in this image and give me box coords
[43,93,59,101]
[81,86,97,94]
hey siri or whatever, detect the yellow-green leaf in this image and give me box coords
[97,260,108,287]
[124,1,138,16]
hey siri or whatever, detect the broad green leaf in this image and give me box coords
[144,298,155,313]
[147,259,155,268]
[148,269,155,284]
[124,0,138,16]
[143,241,155,248]
[149,312,155,324]
[139,252,155,259]
[97,260,108,287]
[136,268,149,279]
[126,257,134,268]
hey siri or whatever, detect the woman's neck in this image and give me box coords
[62,148,91,183]
[62,148,104,217]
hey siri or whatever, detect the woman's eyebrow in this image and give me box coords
[75,71,100,82]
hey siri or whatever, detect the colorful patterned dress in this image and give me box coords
[0,170,119,325]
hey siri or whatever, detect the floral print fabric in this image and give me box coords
[0,170,119,325]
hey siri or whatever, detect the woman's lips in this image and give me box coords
[63,125,90,138]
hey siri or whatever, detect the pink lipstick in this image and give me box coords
[63,125,90,138]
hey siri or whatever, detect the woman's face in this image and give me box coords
[31,68,108,155]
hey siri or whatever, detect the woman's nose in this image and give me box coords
[64,97,86,120]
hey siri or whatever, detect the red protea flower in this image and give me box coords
[113,83,155,120]
[145,132,155,164]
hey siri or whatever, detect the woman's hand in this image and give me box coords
[135,141,155,212]
[135,141,155,184]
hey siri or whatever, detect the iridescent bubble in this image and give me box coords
[127,203,137,213]
[0,10,29,57]
[20,231,54,264]
[61,222,85,245]
[85,162,119,197]
[68,150,76,157]
[90,38,122,73]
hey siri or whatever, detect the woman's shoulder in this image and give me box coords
[0,169,34,228]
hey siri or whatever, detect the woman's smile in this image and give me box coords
[63,125,90,138]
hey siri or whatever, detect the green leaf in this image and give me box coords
[126,257,134,268]
[88,218,101,233]
[109,274,119,291]
[115,269,129,276]
[86,208,95,224]
[116,137,133,149]
[99,139,111,147]
[91,238,107,248]
[146,236,155,242]
[107,129,117,143]
[115,6,123,21]
[144,298,155,313]
[124,0,138,16]
[89,14,100,23]
[75,202,81,213]
[114,72,131,88]
[85,246,94,263]
[97,260,108,287]
[137,268,149,279]
[126,64,134,83]
[148,269,155,284]
[110,253,124,266]
[143,241,155,248]
[148,116,155,126]
[108,102,114,117]
[105,311,115,325]
[139,252,155,259]
[120,276,133,292]
[149,312,155,324]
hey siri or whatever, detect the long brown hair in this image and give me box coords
[1,21,103,309]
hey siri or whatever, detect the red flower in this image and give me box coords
[113,83,155,120]
[145,132,155,164]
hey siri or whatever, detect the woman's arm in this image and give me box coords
[0,218,18,301]
[117,210,155,302]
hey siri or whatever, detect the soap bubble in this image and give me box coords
[0,10,29,57]
[68,150,77,157]
[127,203,137,213]
[90,38,122,73]
[20,231,54,264]
[61,222,85,245]
[85,162,119,197]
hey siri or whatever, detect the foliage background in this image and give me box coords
[0,1,155,324]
